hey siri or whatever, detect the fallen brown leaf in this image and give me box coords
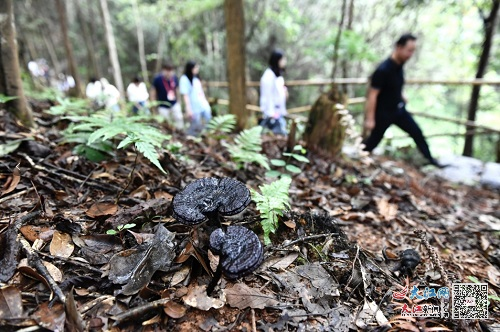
[376,197,398,221]
[182,284,225,311]
[0,285,23,319]
[0,165,20,197]
[225,283,279,309]
[50,231,74,258]
[163,301,187,319]
[86,202,118,218]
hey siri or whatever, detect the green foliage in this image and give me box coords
[204,114,237,138]
[223,126,270,170]
[106,223,136,235]
[266,145,309,178]
[251,177,292,245]
[64,114,171,172]
[47,97,91,116]
[0,94,18,103]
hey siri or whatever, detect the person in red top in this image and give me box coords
[151,64,184,129]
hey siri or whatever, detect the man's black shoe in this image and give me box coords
[429,158,450,169]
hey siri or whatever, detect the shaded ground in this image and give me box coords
[0,103,499,332]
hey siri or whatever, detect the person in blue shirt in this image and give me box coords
[151,64,184,129]
[179,61,211,136]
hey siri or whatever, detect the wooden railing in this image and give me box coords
[206,78,500,88]
[207,78,500,161]
[207,78,500,133]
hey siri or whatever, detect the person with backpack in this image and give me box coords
[179,61,211,136]
[151,64,184,129]
[259,50,288,136]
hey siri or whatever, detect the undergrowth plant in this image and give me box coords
[64,114,171,173]
[223,126,269,170]
[251,177,292,245]
[266,144,309,178]
[204,114,236,138]
[0,94,19,103]
[47,97,91,116]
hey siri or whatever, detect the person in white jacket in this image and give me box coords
[259,50,288,136]
[126,77,149,114]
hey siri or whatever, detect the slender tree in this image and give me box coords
[0,0,33,126]
[55,0,83,97]
[224,0,248,130]
[463,0,499,156]
[99,0,124,96]
[132,0,148,82]
[331,0,347,79]
[76,2,100,79]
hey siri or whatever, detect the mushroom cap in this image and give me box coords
[173,177,251,225]
[209,225,264,279]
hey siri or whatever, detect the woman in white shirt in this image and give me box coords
[259,50,288,136]
[126,77,149,114]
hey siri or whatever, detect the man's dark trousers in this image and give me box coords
[363,107,433,162]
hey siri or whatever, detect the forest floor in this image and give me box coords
[0,101,499,332]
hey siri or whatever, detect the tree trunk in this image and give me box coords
[463,0,499,156]
[341,0,354,94]
[41,27,62,75]
[0,0,33,127]
[132,0,148,82]
[331,0,347,79]
[55,0,83,97]
[224,0,248,130]
[155,29,165,75]
[303,85,346,157]
[99,0,124,96]
[76,2,99,79]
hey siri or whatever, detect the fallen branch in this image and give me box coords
[110,297,171,325]
[19,235,66,303]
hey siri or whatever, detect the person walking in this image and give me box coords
[363,33,443,167]
[151,64,184,129]
[179,61,211,136]
[259,50,288,136]
[126,76,149,115]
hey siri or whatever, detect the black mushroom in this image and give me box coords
[172,177,251,225]
[397,248,421,277]
[209,225,264,279]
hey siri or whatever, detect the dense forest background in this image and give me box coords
[13,0,500,161]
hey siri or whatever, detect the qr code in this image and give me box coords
[452,283,488,319]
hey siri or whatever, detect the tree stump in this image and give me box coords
[303,85,347,157]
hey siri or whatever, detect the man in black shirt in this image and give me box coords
[363,34,442,167]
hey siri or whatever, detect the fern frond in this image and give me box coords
[134,141,167,174]
[205,114,236,135]
[224,126,269,169]
[251,177,291,245]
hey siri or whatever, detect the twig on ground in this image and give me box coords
[251,308,257,332]
[414,228,449,286]
[0,188,35,204]
[279,233,336,249]
[110,298,171,325]
[36,251,103,274]
[19,235,66,303]
[21,153,122,193]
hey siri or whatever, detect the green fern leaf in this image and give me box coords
[251,177,291,245]
[205,114,236,135]
[135,141,167,174]
[225,126,269,169]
